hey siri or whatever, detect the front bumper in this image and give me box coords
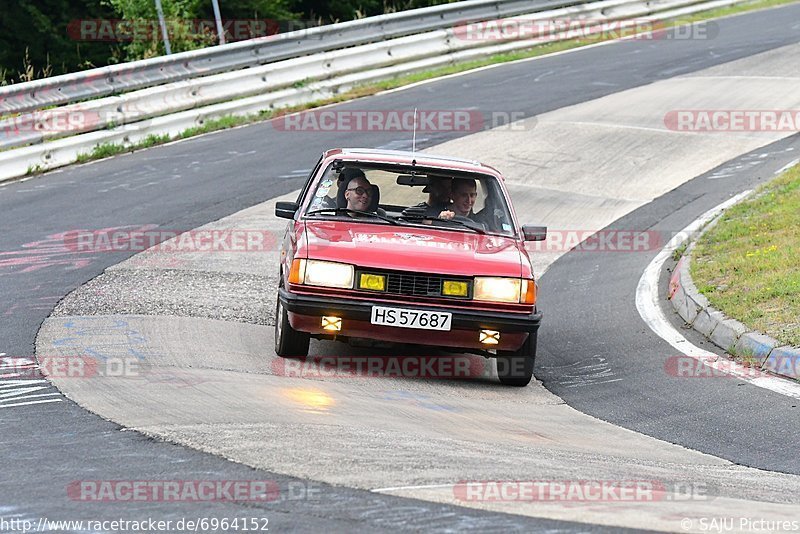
[278,288,542,352]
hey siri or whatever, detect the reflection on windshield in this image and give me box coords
[305,223,517,254]
[304,164,515,236]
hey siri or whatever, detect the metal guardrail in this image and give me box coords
[0,0,702,151]
[0,0,586,116]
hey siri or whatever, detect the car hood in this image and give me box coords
[303,220,523,277]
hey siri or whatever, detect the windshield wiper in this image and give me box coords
[306,207,399,225]
[396,214,486,234]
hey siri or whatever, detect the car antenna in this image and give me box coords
[412,107,417,155]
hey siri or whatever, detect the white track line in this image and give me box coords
[775,158,800,175]
[372,483,455,493]
[0,398,63,409]
[635,190,800,400]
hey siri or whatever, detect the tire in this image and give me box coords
[496,330,537,387]
[274,295,310,359]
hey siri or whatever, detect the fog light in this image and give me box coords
[443,280,469,297]
[480,329,500,344]
[322,316,342,331]
[359,273,386,291]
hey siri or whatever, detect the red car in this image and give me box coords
[274,148,546,386]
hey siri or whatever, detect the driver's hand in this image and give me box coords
[439,210,455,220]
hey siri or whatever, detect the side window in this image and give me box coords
[295,155,325,205]
[479,180,513,234]
[474,179,487,214]
[307,166,340,212]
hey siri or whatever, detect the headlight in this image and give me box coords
[473,277,535,304]
[291,259,354,289]
[474,277,520,303]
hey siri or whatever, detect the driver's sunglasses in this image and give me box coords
[347,187,370,196]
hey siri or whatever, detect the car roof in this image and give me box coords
[322,148,503,177]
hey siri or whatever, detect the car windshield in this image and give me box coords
[303,162,516,237]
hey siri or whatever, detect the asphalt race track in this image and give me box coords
[4,4,800,532]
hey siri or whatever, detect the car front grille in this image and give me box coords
[358,269,471,299]
[386,272,442,297]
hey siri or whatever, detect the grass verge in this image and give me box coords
[691,163,800,347]
[23,0,800,175]
[74,134,170,164]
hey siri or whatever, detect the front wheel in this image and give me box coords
[496,331,537,387]
[275,295,309,358]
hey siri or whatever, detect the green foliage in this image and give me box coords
[0,0,455,82]
[104,0,213,60]
[75,132,170,163]
[179,115,252,137]
[26,163,44,175]
[2,0,791,87]
[0,0,120,84]
[194,0,295,20]
[691,164,800,346]
[76,141,126,162]
[140,132,171,146]
[672,243,688,262]
[294,0,456,23]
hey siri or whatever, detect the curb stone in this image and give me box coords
[668,221,800,382]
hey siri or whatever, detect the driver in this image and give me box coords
[344,175,372,212]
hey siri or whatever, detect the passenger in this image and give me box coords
[439,178,478,219]
[473,191,505,232]
[402,176,452,218]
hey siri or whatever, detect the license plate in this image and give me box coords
[370,306,452,331]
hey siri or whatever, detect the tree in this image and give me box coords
[1,0,120,84]
[0,0,453,83]
[104,0,212,60]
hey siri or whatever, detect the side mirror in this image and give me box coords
[275,201,299,220]
[522,225,547,242]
